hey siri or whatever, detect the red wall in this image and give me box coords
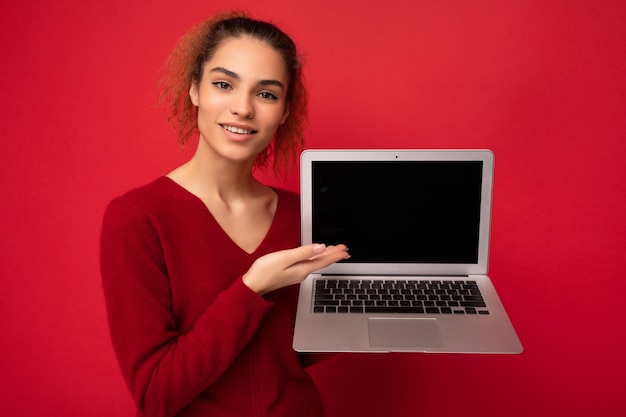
[2,0,625,415]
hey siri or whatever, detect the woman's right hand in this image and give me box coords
[242,244,350,296]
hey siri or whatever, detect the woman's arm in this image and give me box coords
[100,199,272,417]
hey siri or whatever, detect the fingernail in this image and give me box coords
[313,244,326,254]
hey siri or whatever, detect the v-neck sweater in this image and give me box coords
[100,177,325,417]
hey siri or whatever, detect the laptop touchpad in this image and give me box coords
[368,317,444,349]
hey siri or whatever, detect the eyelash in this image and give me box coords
[258,91,278,101]
[212,81,279,101]
[212,81,232,90]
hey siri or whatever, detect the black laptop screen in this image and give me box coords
[311,161,483,264]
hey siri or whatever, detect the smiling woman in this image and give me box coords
[99,11,349,417]
[186,37,290,168]
[159,12,308,174]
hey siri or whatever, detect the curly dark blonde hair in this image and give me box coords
[159,11,308,175]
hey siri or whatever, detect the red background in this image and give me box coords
[2,0,625,415]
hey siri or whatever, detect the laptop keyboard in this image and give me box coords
[313,279,489,315]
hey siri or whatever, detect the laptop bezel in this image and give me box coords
[300,149,494,276]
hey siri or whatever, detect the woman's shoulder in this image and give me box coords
[102,177,205,240]
[274,187,300,210]
[106,176,190,218]
[274,186,299,198]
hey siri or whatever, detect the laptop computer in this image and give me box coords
[293,149,522,354]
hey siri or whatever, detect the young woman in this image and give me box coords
[100,12,349,417]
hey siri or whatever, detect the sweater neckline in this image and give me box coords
[157,176,282,256]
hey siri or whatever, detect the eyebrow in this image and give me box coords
[209,66,285,90]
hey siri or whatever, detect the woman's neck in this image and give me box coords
[166,141,265,202]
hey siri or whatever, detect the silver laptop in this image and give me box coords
[293,149,522,354]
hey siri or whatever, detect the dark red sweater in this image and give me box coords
[100,177,325,417]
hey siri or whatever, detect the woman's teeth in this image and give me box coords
[222,125,253,134]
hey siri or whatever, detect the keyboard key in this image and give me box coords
[314,300,339,306]
[460,301,487,308]
[463,295,485,302]
[365,306,425,314]
[315,294,334,300]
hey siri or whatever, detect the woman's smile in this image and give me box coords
[220,123,258,136]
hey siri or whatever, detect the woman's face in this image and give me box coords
[190,36,290,166]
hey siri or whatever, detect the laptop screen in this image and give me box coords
[311,161,483,264]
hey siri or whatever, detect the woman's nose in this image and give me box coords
[230,93,255,119]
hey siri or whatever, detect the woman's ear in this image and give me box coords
[189,83,199,106]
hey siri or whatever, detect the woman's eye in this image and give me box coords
[258,91,278,100]
[212,81,232,90]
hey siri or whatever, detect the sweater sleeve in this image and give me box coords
[100,198,272,417]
